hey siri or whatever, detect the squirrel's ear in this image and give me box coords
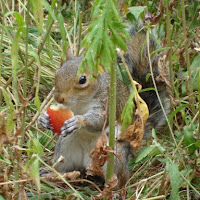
[66,46,74,60]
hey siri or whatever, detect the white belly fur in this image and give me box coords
[54,128,101,172]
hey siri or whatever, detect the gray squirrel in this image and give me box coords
[38,28,170,187]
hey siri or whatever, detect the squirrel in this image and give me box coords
[38,27,170,188]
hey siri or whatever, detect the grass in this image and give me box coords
[0,0,200,199]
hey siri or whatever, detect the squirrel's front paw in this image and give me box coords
[38,111,52,130]
[61,115,82,137]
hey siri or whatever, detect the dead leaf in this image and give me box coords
[119,79,148,150]
[63,171,80,180]
[0,112,22,146]
[87,133,113,177]
[179,48,185,67]
[134,80,149,123]
[157,55,176,106]
[42,171,80,182]
[12,80,29,121]
[0,112,11,146]
[95,175,118,200]
[119,115,145,150]
[18,189,27,200]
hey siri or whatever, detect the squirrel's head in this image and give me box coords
[54,57,99,109]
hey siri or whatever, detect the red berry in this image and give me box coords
[47,105,74,134]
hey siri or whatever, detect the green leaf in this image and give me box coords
[135,145,157,163]
[30,193,53,200]
[34,96,41,113]
[5,12,26,34]
[42,0,56,20]
[110,25,127,51]
[145,73,151,82]
[183,126,196,154]
[168,104,188,122]
[0,195,5,200]
[30,157,40,191]
[30,0,43,34]
[24,154,37,173]
[57,13,66,39]
[30,51,41,112]
[121,88,135,131]
[128,6,146,20]
[152,129,165,153]
[0,154,11,165]
[81,0,129,75]
[196,140,200,147]
[166,162,181,200]
[182,54,200,95]
[11,29,21,103]
[0,87,15,135]
[32,138,43,157]
[27,139,32,158]
[150,47,171,56]
[39,129,55,150]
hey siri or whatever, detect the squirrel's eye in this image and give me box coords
[79,76,87,84]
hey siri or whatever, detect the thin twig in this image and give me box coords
[0,179,32,186]
[25,87,55,131]
[43,133,58,151]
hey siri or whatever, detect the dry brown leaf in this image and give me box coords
[95,175,118,200]
[133,80,149,123]
[18,189,27,200]
[42,170,80,182]
[0,113,11,146]
[119,115,145,150]
[0,113,22,146]
[63,171,80,180]
[86,133,113,177]
[119,80,148,150]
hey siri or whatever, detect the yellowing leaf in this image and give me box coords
[119,80,149,150]
[98,64,104,73]
[133,80,149,123]
[121,3,130,14]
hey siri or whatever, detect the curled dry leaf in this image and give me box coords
[63,171,81,180]
[133,80,149,123]
[95,175,118,200]
[86,133,113,177]
[43,171,80,182]
[0,112,10,146]
[13,82,29,121]
[18,189,27,200]
[119,80,148,150]
[0,112,22,146]
[119,115,145,150]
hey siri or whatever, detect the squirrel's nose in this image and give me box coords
[54,93,65,104]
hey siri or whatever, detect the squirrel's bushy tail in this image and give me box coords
[118,27,170,137]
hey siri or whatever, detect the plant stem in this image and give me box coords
[16,1,30,195]
[146,30,177,148]
[165,0,173,102]
[77,11,82,56]
[198,69,200,137]
[165,0,176,133]
[0,2,4,105]
[181,0,194,110]
[106,62,116,181]
[37,155,84,200]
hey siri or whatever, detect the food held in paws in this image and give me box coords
[47,105,74,134]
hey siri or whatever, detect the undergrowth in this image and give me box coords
[0,0,200,199]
